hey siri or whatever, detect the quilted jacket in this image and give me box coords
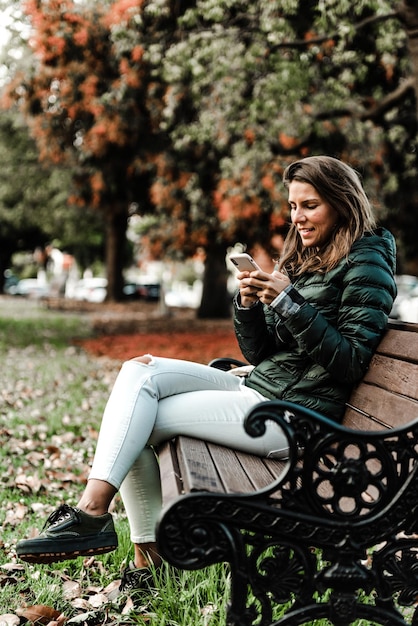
[233,227,397,421]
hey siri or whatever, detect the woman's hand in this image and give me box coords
[238,270,290,308]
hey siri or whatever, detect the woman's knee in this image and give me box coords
[131,355,152,365]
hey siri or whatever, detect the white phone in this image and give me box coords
[229,253,261,272]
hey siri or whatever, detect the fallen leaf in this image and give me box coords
[62,580,82,600]
[0,563,25,572]
[87,593,108,608]
[14,473,43,494]
[70,599,90,610]
[103,579,120,596]
[3,502,29,526]
[18,605,61,625]
[121,597,135,615]
[67,611,104,624]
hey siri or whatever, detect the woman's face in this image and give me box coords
[288,180,339,248]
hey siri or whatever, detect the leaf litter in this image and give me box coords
[0,299,236,623]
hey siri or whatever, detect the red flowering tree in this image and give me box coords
[4,0,164,300]
[3,0,288,316]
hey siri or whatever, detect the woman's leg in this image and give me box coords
[121,386,288,543]
[17,355,284,565]
[118,447,162,568]
[87,355,256,490]
[118,382,289,568]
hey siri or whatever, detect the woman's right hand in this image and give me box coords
[237,270,262,308]
[238,269,290,308]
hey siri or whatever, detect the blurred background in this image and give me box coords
[1,0,418,321]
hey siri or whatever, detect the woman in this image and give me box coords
[16,155,397,596]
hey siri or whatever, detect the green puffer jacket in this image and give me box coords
[234,228,397,421]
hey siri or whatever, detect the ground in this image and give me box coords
[47,298,244,364]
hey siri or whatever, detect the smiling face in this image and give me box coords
[288,180,339,248]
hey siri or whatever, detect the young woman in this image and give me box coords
[16,155,397,596]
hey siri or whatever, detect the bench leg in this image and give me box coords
[157,492,416,626]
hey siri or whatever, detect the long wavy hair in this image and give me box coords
[278,156,376,276]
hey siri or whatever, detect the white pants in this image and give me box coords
[89,356,288,543]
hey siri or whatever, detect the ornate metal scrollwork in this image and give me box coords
[157,399,418,625]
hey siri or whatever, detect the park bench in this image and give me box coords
[156,319,418,626]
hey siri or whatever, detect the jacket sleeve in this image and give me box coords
[233,293,288,364]
[273,255,396,384]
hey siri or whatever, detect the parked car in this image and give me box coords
[70,277,108,303]
[3,270,19,294]
[8,278,49,298]
[66,277,161,303]
[123,282,161,301]
[390,274,418,321]
[7,278,50,299]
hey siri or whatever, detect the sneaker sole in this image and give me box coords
[18,543,118,563]
[16,534,118,564]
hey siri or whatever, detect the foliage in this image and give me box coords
[0,111,105,287]
[2,0,157,299]
[2,0,418,313]
[161,1,409,222]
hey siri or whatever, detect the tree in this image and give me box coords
[4,0,418,316]
[3,0,160,300]
[0,110,104,291]
[110,0,418,316]
[158,0,418,286]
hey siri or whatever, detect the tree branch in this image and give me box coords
[268,11,400,51]
[313,78,415,122]
[360,77,415,121]
[270,78,415,156]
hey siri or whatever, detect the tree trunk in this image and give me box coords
[104,208,127,301]
[399,0,418,117]
[198,243,231,319]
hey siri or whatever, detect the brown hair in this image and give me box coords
[279,155,376,276]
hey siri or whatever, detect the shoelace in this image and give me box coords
[43,504,77,530]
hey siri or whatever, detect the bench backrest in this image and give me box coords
[342,320,418,430]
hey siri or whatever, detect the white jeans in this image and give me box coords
[89,356,288,543]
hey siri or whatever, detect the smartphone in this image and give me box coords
[229,253,261,272]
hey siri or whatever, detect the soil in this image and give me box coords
[46,298,244,364]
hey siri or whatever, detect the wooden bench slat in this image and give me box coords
[236,451,286,490]
[345,383,418,428]
[377,327,418,362]
[206,443,257,493]
[363,354,418,399]
[176,436,224,493]
[158,440,183,503]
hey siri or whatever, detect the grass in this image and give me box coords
[0,296,230,623]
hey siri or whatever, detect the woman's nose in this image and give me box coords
[292,206,306,222]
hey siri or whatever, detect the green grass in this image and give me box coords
[0,297,230,624]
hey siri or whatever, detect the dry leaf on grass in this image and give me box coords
[62,579,82,600]
[17,605,61,624]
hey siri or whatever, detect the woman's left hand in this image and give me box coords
[240,270,291,305]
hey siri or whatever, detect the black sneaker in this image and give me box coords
[108,561,157,601]
[16,504,118,564]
